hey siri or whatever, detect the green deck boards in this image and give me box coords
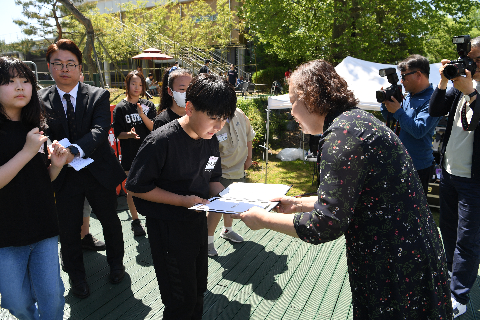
[2,196,480,319]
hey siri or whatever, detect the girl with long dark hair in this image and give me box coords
[0,56,68,319]
[113,70,156,236]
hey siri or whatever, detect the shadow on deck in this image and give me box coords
[2,196,480,319]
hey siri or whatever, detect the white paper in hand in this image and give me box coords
[56,138,94,171]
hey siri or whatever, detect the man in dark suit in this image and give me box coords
[39,39,126,299]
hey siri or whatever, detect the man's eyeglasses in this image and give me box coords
[401,70,417,81]
[51,62,79,71]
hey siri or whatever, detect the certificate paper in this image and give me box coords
[55,138,95,171]
[189,182,291,214]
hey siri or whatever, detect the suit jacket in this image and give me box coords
[39,82,126,191]
[429,87,480,180]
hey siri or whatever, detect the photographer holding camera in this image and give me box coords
[429,35,480,318]
[380,55,441,195]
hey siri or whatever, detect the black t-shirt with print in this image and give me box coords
[125,120,222,221]
[113,98,156,170]
[153,108,181,130]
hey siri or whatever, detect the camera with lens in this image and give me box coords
[376,68,403,103]
[443,35,476,80]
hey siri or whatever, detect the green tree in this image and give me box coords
[13,0,95,44]
[424,7,480,62]
[85,0,237,67]
[58,0,103,85]
[238,0,480,65]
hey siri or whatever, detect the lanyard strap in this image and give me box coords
[461,98,480,131]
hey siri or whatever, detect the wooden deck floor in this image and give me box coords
[1,196,480,319]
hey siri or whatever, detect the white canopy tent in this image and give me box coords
[264,56,452,182]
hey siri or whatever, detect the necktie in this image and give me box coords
[63,93,77,142]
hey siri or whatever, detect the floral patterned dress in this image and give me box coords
[293,109,451,319]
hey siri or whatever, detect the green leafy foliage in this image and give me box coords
[238,0,480,65]
[13,0,95,46]
[251,66,286,86]
[236,97,288,152]
[84,0,236,65]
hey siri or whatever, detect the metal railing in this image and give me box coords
[100,15,245,78]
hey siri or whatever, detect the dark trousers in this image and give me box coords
[146,215,208,320]
[439,170,480,304]
[417,164,434,196]
[56,167,124,282]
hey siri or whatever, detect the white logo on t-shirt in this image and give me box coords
[205,156,219,171]
[125,113,143,124]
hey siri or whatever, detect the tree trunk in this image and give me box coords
[331,0,349,63]
[57,0,96,83]
[52,0,63,41]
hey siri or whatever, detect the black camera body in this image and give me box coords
[376,68,403,103]
[443,35,477,80]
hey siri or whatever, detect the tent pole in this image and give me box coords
[265,108,269,184]
[302,131,305,163]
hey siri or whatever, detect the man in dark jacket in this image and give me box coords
[39,39,126,299]
[429,36,480,318]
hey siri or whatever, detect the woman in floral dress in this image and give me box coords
[233,60,452,319]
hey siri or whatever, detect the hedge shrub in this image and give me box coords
[251,67,286,87]
[236,97,288,153]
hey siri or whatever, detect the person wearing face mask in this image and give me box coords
[113,70,156,236]
[153,68,193,130]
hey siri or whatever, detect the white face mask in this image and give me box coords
[171,89,186,108]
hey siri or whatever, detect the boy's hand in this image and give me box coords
[23,128,48,156]
[183,195,210,208]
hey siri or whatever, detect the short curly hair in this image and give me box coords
[289,60,358,116]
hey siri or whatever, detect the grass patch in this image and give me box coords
[246,152,318,197]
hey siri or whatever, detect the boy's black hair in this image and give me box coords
[0,57,45,131]
[186,74,236,119]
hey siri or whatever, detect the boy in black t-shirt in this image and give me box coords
[125,74,236,319]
